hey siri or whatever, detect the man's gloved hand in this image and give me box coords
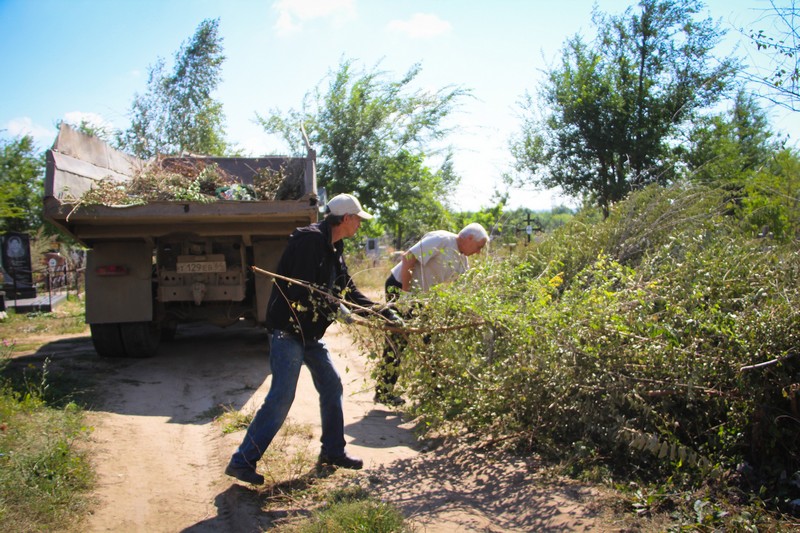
[379,305,404,327]
[338,303,355,324]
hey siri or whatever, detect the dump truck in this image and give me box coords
[44,123,320,357]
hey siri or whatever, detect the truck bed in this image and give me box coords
[44,124,318,244]
[43,197,317,242]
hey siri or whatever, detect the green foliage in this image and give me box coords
[451,202,505,239]
[512,0,737,217]
[0,134,44,233]
[685,90,781,186]
[481,205,577,245]
[0,346,93,533]
[215,405,253,434]
[119,19,227,158]
[739,148,800,242]
[0,306,94,532]
[260,58,470,246]
[0,389,93,532]
[388,183,799,515]
[291,486,408,533]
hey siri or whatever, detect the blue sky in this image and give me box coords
[0,0,795,211]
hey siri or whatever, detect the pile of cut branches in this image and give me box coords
[75,158,288,206]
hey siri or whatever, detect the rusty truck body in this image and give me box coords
[44,124,319,357]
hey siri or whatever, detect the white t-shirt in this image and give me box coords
[390,231,468,292]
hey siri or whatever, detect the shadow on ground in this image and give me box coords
[369,442,603,532]
[7,321,271,423]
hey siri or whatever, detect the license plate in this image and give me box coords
[176,254,226,273]
[176,261,226,273]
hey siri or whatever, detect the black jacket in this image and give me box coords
[266,219,375,342]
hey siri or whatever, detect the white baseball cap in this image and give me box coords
[326,193,373,219]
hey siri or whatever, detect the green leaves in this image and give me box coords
[381,184,798,497]
[258,58,470,246]
[0,134,44,233]
[119,19,227,158]
[512,0,737,217]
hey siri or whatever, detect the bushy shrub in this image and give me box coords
[388,184,799,506]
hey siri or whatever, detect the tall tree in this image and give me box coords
[684,89,780,184]
[511,0,737,217]
[0,134,44,233]
[259,59,469,244]
[119,19,227,158]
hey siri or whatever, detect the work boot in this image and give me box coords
[225,462,264,485]
[317,452,363,470]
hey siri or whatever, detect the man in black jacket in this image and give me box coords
[225,193,398,485]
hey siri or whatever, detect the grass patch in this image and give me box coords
[289,497,409,533]
[214,404,252,433]
[0,384,94,532]
[2,296,88,355]
[0,304,95,532]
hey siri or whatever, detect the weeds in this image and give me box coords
[214,404,252,433]
[291,497,409,533]
[274,484,409,533]
[0,332,93,533]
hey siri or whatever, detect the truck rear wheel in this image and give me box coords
[90,322,161,358]
[120,322,161,357]
[90,323,126,357]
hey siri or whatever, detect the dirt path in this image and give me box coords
[25,321,604,532]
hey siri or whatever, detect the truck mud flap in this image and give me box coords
[91,322,160,358]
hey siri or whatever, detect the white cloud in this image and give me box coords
[387,13,452,39]
[272,0,356,35]
[4,117,56,146]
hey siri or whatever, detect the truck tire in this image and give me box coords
[90,322,160,358]
[160,320,178,341]
[119,322,161,358]
[90,323,126,358]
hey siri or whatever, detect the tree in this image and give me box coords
[119,19,227,158]
[684,89,780,184]
[511,0,737,217]
[259,59,469,245]
[0,134,44,233]
[741,147,800,241]
[745,0,800,111]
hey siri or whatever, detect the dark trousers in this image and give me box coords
[377,274,404,396]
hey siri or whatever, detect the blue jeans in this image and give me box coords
[229,330,346,468]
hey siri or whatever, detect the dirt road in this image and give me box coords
[25,321,603,532]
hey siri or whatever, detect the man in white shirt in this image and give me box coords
[376,223,489,406]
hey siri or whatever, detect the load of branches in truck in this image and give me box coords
[72,156,305,206]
